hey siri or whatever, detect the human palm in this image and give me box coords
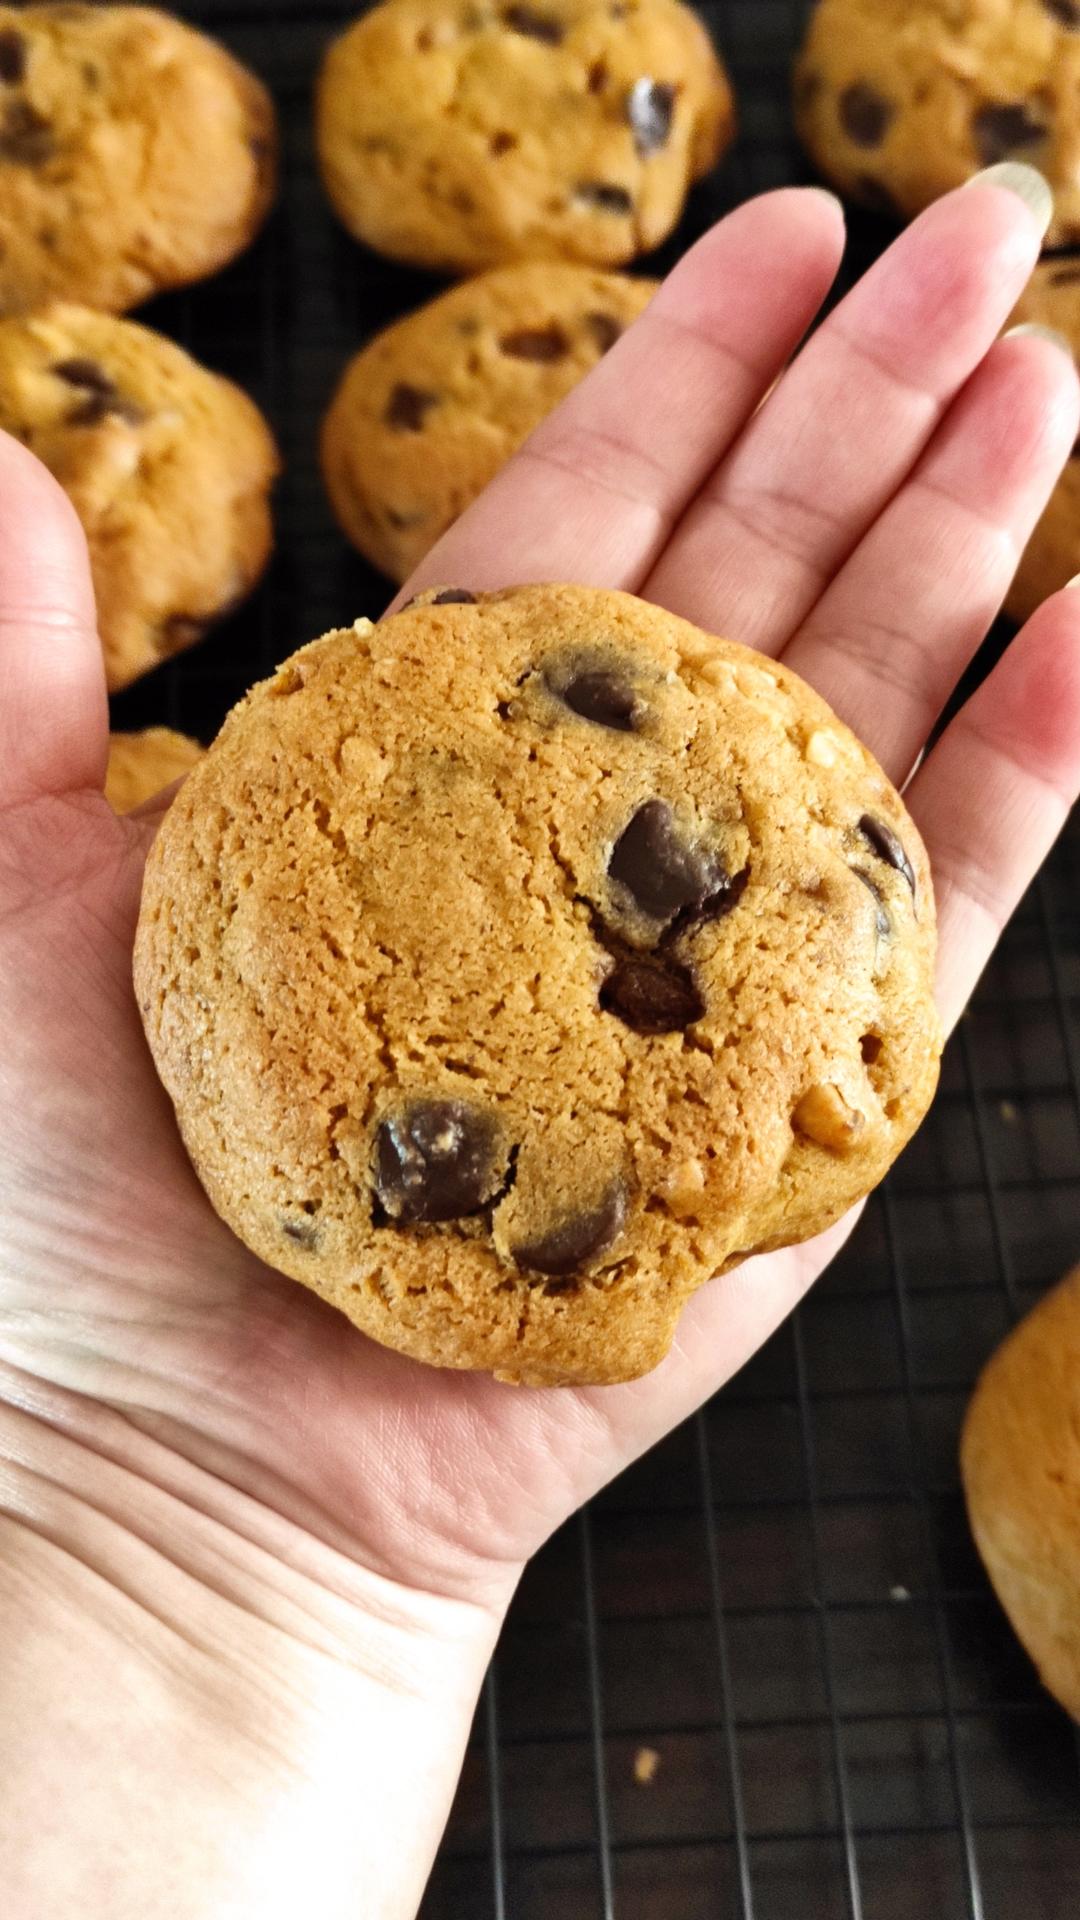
[3,179,1080,1617]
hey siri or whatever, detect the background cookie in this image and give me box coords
[323,263,657,582]
[135,584,941,1388]
[316,0,733,271]
[0,5,277,314]
[795,0,1080,246]
[106,728,204,814]
[1005,261,1080,624]
[962,1265,1080,1721]
[0,304,280,691]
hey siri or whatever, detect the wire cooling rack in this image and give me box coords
[115,1,1080,1913]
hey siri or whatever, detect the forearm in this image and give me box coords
[0,1382,510,1920]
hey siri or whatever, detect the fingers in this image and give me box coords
[908,590,1080,1033]
[389,188,845,606]
[643,173,1049,646]
[0,433,103,811]
[781,328,1080,781]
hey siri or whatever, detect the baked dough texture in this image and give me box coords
[135,584,941,1387]
[106,729,204,814]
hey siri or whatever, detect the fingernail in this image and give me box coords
[1067,572,1080,589]
[964,161,1054,238]
[1003,321,1076,358]
[804,186,845,217]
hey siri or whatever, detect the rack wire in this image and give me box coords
[120,2,1080,1912]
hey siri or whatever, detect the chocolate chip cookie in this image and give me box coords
[134,584,941,1387]
[0,5,277,313]
[962,1265,1080,1719]
[1005,260,1080,623]
[323,264,657,583]
[106,729,204,814]
[0,304,280,690]
[316,0,734,271]
[795,0,1080,246]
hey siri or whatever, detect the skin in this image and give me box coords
[2,177,1080,1918]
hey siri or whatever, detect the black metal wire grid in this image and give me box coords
[112,1,1080,1913]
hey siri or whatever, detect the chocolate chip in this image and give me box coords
[0,31,27,84]
[587,58,608,93]
[860,1033,883,1065]
[1045,0,1080,25]
[627,78,676,157]
[432,588,477,604]
[854,174,901,218]
[513,1181,628,1276]
[503,5,563,42]
[373,1100,502,1224]
[609,801,727,923]
[838,82,895,148]
[384,383,438,431]
[53,357,114,393]
[68,388,145,428]
[282,1218,319,1249]
[0,98,54,165]
[557,666,639,731]
[1051,263,1080,285]
[490,129,517,154]
[499,323,569,362]
[600,952,705,1032]
[973,101,1046,166]
[584,311,622,353]
[575,181,634,214]
[854,867,891,939]
[858,813,916,897]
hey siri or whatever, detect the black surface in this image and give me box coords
[130,1,1080,1914]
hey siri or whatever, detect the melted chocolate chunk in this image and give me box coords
[627,78,676,157]
[54,355,145,426]
[854,867,891,940]
[558,666,639,731]
[282,1218,319,1249]
[0,30,27,84]
[384,383,438,431]
[838,82,895,148]
[584,311,622,353]
[609,801,727,923]
[513,1181,628,1276]
[503,4,563,41]
[1045,0,1080,26]
[0,98,54,164]
[53,356,113,393]
[374,1100,501,1224]
[576,181,634,214]
[973,101,1046,166]
[499,323,569,362]
[859,813,916,897]
[431,588,478,604]
[600,952,705,1032]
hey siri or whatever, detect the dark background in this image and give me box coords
[117,1,1080,1913]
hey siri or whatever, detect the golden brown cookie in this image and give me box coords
[795,0,1080,246]
[0,304,279,691]
[316,0,733,272]
[1004,261,1080,623]
[135,584,941,1388]
[0,6,277,315]
[322,263,657,582]
[962,1266,1080,1720]
[105,729,204,814]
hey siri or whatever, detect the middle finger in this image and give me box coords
[643,166,1051,649]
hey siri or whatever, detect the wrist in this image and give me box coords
[0,1365,513,1920]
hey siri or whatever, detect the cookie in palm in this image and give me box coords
[316,0,733,272]
[135,585,941,1388]
[0,6,277,314]
[795,0,1080,246]
[962,1266,1080,1720]
[1003,259,1080,624]
[323,264,657,583]
[0,305,279,691]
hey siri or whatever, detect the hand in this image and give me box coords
[2,173,1078,1918]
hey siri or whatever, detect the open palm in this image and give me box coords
[3,178,1080,1629]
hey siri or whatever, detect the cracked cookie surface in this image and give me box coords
[795,0,1080,246]
[0,4,277,314]
[316,0,733,271]
[134,584,941,1386]
[322,263,657,583]
[0,303,279,690]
